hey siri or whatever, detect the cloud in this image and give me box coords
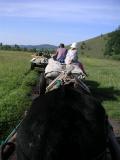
[0,1,120,24]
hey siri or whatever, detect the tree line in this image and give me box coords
[104,26,120,60]
[0,43,29,51]
[0,43,55,55]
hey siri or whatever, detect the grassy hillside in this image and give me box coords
[0,50,39,140]
[80,56,120,119]
[77,34,109,58]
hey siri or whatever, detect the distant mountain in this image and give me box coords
[19,44,57,49]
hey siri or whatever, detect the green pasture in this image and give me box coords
[0,50,120,141]
[0,50,38,138]
[81,57,120,119]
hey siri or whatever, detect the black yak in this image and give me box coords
[16,85,107,160]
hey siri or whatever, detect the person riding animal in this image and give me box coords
[65,42,87,76]
[53,43,67,63]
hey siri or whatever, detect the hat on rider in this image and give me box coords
[70,42,78,48]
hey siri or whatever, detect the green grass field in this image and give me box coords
[0,50,120,141]
[81,56,120,119]
[0,50,38,139]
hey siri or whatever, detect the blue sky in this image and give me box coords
[0,0,120,45]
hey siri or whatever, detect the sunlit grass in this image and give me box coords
[0,50,120,140]
[81,57,120,119]
[0,50,39,139]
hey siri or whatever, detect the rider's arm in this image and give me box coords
[53,49,58,60]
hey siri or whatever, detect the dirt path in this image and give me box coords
[109,119,120,137]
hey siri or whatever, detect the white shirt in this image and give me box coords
[65,49,78,64]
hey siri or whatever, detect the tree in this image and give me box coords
[80,41,86,49]
[104,28,120,56]
[2,45,11,50]
[14,44,20,49]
